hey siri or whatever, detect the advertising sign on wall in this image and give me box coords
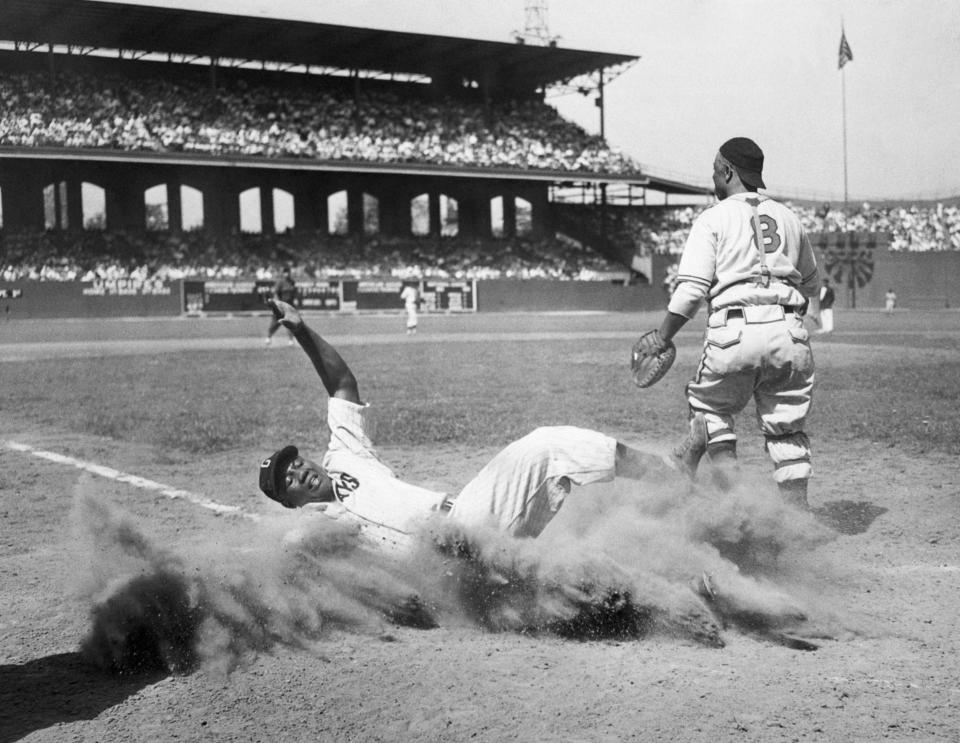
[181,278,476,314]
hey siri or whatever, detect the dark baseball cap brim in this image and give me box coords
[737,167,766,190]
[259,445,299,505]
[719,137,766,190]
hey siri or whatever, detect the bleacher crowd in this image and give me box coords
[0,230,627,284]
[0,67,957,283]
[621,200,960,257]
[0,70,637,174]
[2,199,959,283]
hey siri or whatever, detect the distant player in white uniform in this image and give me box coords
[400,283,420,334]
[884,288,897,315]
[259,300,677,543]
[817,278,836,333]
[656,138,821,509]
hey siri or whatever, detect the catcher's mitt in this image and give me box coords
[630,330,676,388]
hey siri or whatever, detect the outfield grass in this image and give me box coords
[2,310,959,458]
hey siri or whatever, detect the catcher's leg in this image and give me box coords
[670,412,707,479]
[705,439,739,492]
[777,478,809,510]
[755,321,815,506]
[683,336,755,488]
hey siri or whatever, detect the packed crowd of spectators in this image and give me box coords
[795,201,960,252]
[0,230,626,283]
[3,199,958,284]
[0,69,638,174]
[617,200,960,257]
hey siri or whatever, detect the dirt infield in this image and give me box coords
[2,309,959,742]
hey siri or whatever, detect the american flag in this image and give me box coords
[838,30,854,69]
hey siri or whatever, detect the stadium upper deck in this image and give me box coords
[0,0,635,99]
[0,0,709,242]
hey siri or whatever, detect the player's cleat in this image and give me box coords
[671,412,707,479]
[265,337,271,346]
[696,571,717,603]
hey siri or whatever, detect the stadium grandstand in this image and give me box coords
[0,0,705,283]
[0,0,957,311]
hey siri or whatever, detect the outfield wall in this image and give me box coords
[476,279,663,312]
[858,249,959,309]
[1,277,665,319]
[2,246,957,319]
[0,279,181,319]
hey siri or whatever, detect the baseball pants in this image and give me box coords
[447,427,618,538]
[686,306,815,483]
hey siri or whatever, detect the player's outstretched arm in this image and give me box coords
[268,299,361,404]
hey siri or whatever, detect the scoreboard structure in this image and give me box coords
[183,278,477,315]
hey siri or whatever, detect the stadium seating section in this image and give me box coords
[0,69,638,173]
[0,68,957,282]
[3,199,957,283]
[0,231,628,283]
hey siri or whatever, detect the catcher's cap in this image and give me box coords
[259,445,299,504]
[719,137,765,189]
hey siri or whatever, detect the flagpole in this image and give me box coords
[841,63,849,210]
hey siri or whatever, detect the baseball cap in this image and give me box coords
[719,137,766,189]
[259,445,299,505]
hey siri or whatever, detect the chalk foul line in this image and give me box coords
[2,439,258,520]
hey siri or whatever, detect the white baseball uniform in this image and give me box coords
[400,285,419,331]
[320,397,619,542]
[669,192,821,483]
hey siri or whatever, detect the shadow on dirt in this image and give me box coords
[814,500,889,535]
[0,652,162,743]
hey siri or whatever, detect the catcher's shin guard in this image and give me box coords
[671,412,707,479]
[778,479,809,510]
[706,440,739,491]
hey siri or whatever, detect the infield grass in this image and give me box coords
[2,310,959,458]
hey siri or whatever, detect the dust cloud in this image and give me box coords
[71,468,851,676]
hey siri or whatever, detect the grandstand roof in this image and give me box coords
[1,0,637,90]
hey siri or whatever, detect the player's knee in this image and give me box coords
[524,426,565,443]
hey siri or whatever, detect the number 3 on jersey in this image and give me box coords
[756,216,782,253]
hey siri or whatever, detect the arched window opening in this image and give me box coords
[239,188,262,233]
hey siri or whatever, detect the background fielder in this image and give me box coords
[400,283,420,334]
[648,137,821,508]
[266,267,298,346]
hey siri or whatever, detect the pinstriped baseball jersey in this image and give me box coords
[668,193,820,319]
[322,398,448,534]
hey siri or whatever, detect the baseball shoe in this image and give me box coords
[671,412,707,479]
[264,337,271,346]
[696,571,717,603]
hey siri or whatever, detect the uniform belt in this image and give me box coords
[708,305,801,327]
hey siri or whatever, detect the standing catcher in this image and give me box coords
[636,137,821,508]
[265,267,298,346]
[258,299,679,541]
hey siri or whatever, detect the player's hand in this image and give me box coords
[269,299,303,332]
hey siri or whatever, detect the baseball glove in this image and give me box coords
[630,330,676,388]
